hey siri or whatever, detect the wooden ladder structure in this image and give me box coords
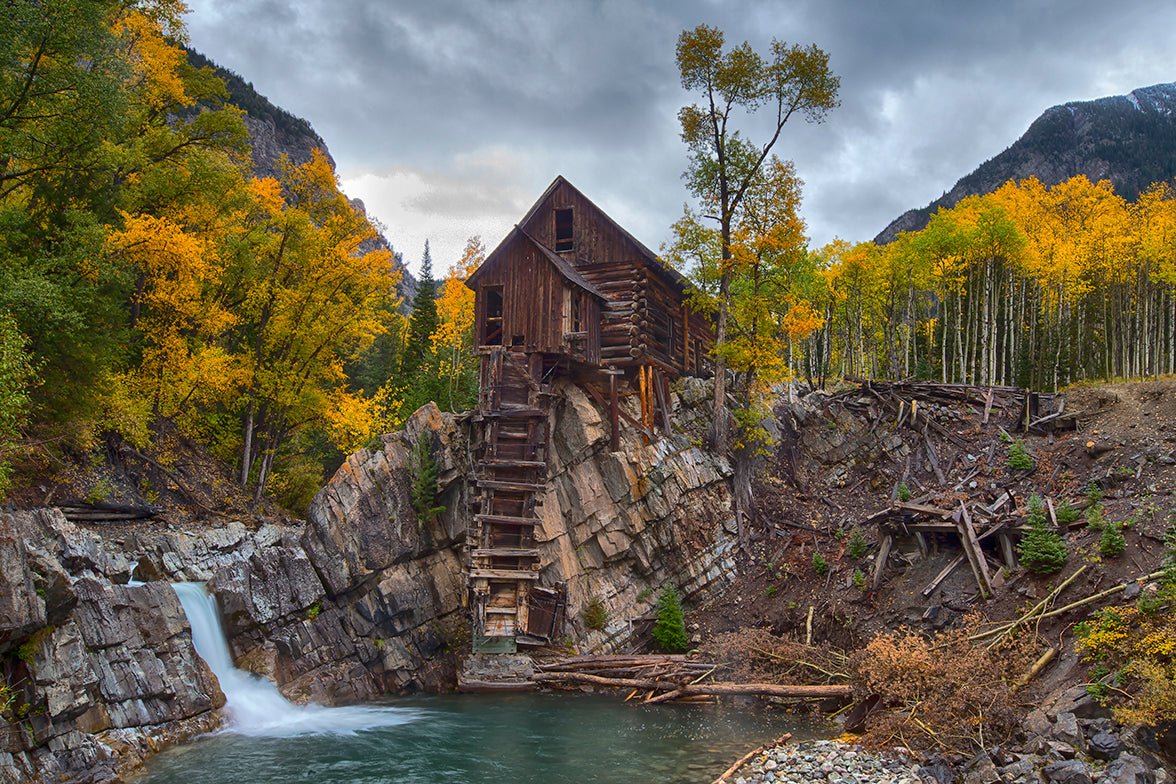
[468,348,556,653]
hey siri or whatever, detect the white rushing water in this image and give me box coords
[171,582,419,737]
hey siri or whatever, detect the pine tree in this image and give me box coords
[402,241,440,378]
[652,584,689,653]
[1017,495,1068,574]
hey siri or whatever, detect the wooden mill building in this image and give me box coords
[462,176,714,653]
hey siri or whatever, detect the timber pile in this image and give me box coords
[864,493,1031,596]
[58,502,160,524]
[826,379,1075,436]
[532,654,850,704]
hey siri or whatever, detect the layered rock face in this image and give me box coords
[537,378,737,645]
[0,510,223,784]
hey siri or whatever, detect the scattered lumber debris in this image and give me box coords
[532,654,850,703]
[57,502,161,524]
[829,379,1076,435]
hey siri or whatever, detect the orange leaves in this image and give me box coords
[432,236,481,349]
[114,8,192,112]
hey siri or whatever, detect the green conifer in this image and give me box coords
[652,584,689,653]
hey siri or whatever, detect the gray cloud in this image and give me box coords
[185,0,1176,269]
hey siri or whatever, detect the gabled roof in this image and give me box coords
[516,175,696,295]
[465,225,606,300]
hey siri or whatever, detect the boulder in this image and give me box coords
[1097,754,1155,784]
[1090,731,1125,761]
[1052,712,1084,749]
[1044,759,1092,784]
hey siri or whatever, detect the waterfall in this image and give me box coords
[172,582,419,737]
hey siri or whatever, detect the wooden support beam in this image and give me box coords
[473,548,541,558]
[955,503,992,596]
[474,514,539,526]
[921,554,966,596]
[476,479,547,493]
[469,568,540,581]
[998,532,1018,570]
[872,534,894,590]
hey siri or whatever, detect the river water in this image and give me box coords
[142,584,822,784]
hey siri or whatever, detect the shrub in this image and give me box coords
[812,552,829,576]
[1085,504,1106,530]
[582,596,608,631]
[306,603,321,621]
[1018,496,1067,574]
[652,585,688,653]
[1077,602,1176,727]
[896,482,912,502]
[1007,440,1034,470]
[852,568,867,590]
[765,584,777,598]
[850,625,1034,752]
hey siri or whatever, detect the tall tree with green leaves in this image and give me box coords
[676,24,839,451]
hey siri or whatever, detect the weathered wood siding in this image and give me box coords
[472,235,601,364]
[517,180,713,377]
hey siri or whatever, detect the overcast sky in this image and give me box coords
[183,0,1176,275]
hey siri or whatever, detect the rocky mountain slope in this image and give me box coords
[876,82,1176,243]
[184,48,416,303]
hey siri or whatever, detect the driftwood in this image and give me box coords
[532,671,851,698]
[712,732,793,784]
[1014,647,1058,690]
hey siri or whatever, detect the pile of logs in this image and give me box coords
[825,379,1075,436]
[533,654,850,704]
[865,492,1033,597]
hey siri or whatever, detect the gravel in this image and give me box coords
[730,739,923,784]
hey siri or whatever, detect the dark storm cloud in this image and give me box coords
[185,0,1176,268]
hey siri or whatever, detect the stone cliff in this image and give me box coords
[0,510,223,784]
[0,378,736,782]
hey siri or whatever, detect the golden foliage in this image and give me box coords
[1077,598,1176,727]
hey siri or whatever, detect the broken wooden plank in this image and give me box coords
[925,435,946,485]
[872,534,894,590]
[956,502,992,596]
[897,502,954,518]
[998,532,1018,570]
[921,554,966,596]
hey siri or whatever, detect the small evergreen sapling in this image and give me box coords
[1098,522,1126,557]
[1007,440,1034,471]
[1017,495,1067,574]
[409,432,445,526]
[652,584,688,653]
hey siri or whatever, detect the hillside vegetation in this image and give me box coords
[0,0,478,508]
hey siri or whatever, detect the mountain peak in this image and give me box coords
[875,82,1176,243]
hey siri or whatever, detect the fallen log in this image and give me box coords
[713,732,793,784]
[532,671,852,698]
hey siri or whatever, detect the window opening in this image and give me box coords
[483,286,504,346]
[554,208,573,252]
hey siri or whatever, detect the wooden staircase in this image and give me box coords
[468,349,565,653]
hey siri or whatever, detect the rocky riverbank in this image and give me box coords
[726,691,1172,784]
